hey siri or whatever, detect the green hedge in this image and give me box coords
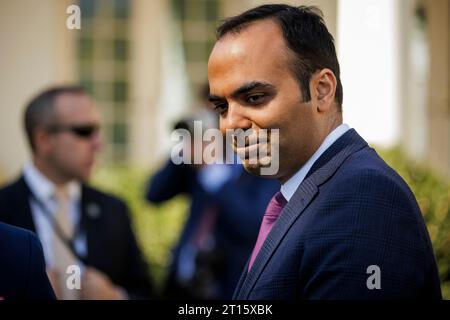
[378,147,450,299]
[92,147,450,299]
[92,165,189,291]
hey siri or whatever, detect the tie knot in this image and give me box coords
[265,191,287,218]
[54,187,70,203]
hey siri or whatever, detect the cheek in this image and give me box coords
[57,139,87,160]
[73,143,93,160]
[254,97,298,132]
[266,100,310,150]
[49,138,70,157]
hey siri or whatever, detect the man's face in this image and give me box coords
[40,93,102,183]
[208,20,324,182]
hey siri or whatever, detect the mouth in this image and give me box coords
[233,142,270,160]
[230,129,276,164]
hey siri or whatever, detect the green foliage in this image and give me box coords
[92,164,189,292]
[92,147,450,299]
[377,147,450,299]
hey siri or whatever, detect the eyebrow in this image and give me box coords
[208,81,275,102]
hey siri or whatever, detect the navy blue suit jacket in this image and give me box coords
[146,162,279,298]
[0,222,56,300]
[233,129,442,300]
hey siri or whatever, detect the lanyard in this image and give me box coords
[28,191,88,265]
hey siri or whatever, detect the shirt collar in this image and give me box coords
[23,161,81,204]
[281,123,350,201]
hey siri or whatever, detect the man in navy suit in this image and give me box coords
[208,4,442,299]
[0,86,153,299]
[0,222,56,300]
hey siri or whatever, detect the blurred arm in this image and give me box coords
[145,160,194,204]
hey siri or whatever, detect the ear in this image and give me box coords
[311,69,337,113]
[33,128,52,156]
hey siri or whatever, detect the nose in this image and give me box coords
[220,103,253,133]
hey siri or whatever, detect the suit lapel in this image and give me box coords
[232,258,251,299]
[80,185,103,263]
[236,129,368,299]
[236,179,318,299]
[11,177,37,232]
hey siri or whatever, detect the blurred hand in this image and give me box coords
[46,268,61,299]
[80,267,127,300]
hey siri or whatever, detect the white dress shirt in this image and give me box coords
[23,162,87,269]
[281,124,350,201]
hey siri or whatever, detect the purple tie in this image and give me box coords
[248,191,287,271]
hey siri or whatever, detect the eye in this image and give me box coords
[214,103,228,115]
[246,93,266,104]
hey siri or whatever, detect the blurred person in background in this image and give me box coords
[146,85,279,299]
[0,86,154,300]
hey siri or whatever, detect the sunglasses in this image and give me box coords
[47,124,100,139]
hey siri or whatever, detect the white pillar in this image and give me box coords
[425,0,450,176]
[400,0,429,161]
[337,0,401,147]
[129,0,190,168]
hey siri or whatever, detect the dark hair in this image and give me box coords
[216,4,343,111]
[24,85,86,153]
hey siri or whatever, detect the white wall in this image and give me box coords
[0,0,76,180]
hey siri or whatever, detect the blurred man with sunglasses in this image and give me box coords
[0,86,153,299]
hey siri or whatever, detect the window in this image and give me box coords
[172,0,221,99]
[77,0,130,161]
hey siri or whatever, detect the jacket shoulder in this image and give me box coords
[0,222,35,277]
[0,221,31,242]
[82,184,128,209]
[0,177,27,221]
[0,176,25,199]
[336,147,414,195]
[0,222,56,300]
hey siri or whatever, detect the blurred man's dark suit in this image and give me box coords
[0,221,56,300]
[233,129,442,300]
[0,177,153,299]
[147,161,279,299]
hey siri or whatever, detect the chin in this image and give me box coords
[76,170,91,182]
[241,160,272,178]
[242,162,260,175]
